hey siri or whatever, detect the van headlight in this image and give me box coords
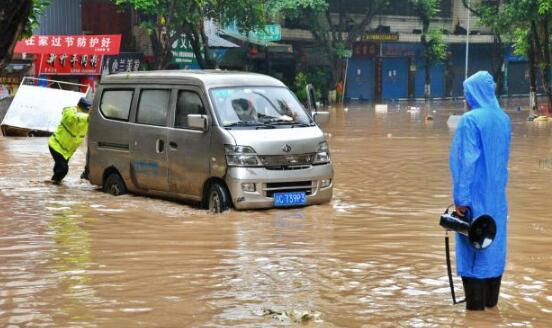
[224,145,262,167]
[313,141,331,164]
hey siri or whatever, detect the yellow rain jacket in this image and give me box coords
[48,106,89,160]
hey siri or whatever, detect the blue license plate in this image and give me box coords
[273,192,306,207]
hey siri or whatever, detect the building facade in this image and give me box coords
[279,0,530,101]
[29,0,142,91]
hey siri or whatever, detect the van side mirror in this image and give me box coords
[188,114,208,131]
[306,84,318,113]
[313,111,330,125]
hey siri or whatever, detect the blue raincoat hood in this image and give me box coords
[450,71,511,279]
[463,71,501,111]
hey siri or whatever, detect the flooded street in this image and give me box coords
[1,100,552,327]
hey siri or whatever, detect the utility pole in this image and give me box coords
[464,0,471,111]
[464,0,471,80]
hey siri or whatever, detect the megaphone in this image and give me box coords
[439,205,496,250]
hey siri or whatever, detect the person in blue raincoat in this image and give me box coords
[449,71,511,311]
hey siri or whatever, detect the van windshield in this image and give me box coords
[209,87,314,128]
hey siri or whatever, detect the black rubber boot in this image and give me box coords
[485,276,502,308]
[49,146,69,183]
[462,277,486,311]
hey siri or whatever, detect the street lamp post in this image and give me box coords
[463,0,471,112]
[449,1,472,126]
[464,0,471,81]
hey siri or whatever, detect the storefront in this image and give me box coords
[344,36,501,101]
[14,34,121,92]
[0,59,34,99]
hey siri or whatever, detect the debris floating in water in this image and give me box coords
[533,115,552,123]
[375,104,388,113]
[447,114,462,128]
[257,308,323,323]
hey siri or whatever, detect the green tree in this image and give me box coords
[114,0,269,69]
[462,0,510,96]
[273,0,389,91]
[0,0,49,70]
[502,0,552,114]
[511,26,539,113]
[410,0,448,100]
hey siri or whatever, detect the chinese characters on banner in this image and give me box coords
[38,53,103,75]
[14,35,122,55]
[13,35,121,76]
[102,53,144,74]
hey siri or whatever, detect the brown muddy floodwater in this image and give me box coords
[1,100,552,327]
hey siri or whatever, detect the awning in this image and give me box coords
[220,31,293,53]
[1,59,34,74]
[204,20,240,48]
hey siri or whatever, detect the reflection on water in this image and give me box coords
[1,100,552,327]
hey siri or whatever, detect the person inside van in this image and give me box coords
[276,99,298,122]
[232,98,258,122]
[48,97,91,184]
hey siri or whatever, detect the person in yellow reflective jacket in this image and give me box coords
[48,97,91,183]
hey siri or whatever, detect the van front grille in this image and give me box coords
[264,181,314,198]
[259,153,315,170]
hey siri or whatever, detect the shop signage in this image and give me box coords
[102,53,144,74]
[225,22,282,43]
[171,37,199,68]
[363,33,399,42]
[14,34,122,55]
[252,24,282,42]
[37,53,103,75]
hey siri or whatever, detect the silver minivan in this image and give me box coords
[88,71,333,212]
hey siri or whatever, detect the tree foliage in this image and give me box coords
[275,0,389,89]
[410,0,440,25]
[269,0,328,19]
[499,0,552,112]
[426,28,447,64]
[0,0,49,70]
[410,0,447,99]
[462,0,514,95]
[114,0,270,69]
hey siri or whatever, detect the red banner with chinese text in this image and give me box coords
[15,34,121,55]
[37,53,104,75]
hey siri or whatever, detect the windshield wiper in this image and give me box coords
[262,118,313,127]
[224,121,275,129]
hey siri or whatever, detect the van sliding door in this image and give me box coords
[129,88,172,192]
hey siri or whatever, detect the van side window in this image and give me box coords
[137,89,171,126]
[100,90,133,121]
[175,90,205,129]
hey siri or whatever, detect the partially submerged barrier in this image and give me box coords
[0,77,90,137]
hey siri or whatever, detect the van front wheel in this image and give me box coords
[207,182,231,213]
[104,172,127,196]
